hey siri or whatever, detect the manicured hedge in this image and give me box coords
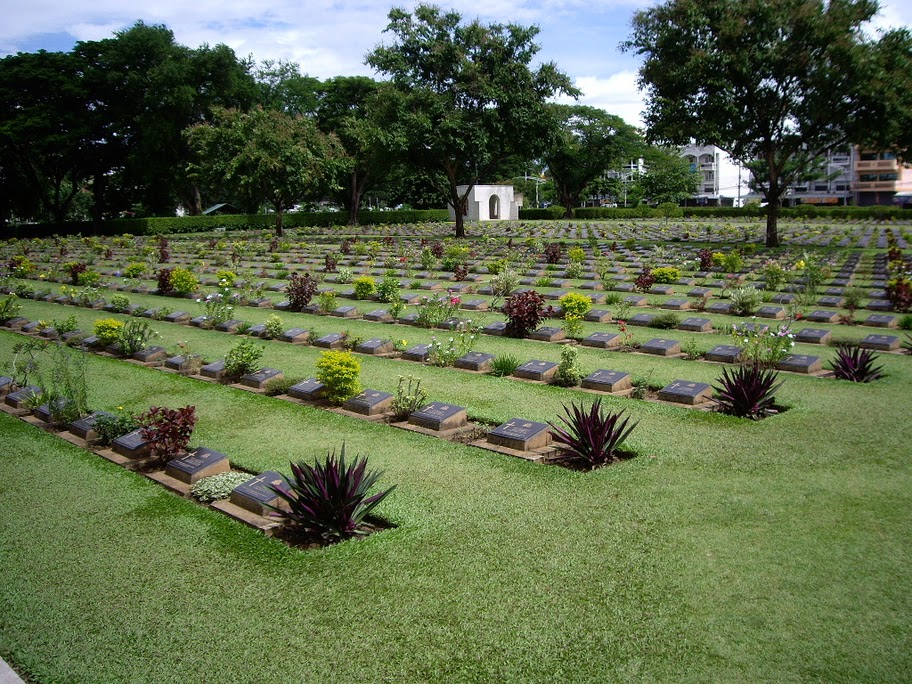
[522,204,910,221]
[3,209,450,239]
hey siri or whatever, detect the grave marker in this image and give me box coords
[165,447,230,484]
[581,332,621,349]
[640,338,682,356]
[658,380,713,405]
[230,471,287,516]
[513,360,558,381]
[581,369,631,393]
[454,352,495,372]
[342,390,394,416]
[488,419,552,451]
[408,403,468,431]
[287,378,326,401]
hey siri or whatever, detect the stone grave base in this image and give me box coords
[211,499,283,535]
[392,420,479,441]
[469,438,562,464]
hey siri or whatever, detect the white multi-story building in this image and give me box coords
[779,147,855,206]
[680,144,747,206]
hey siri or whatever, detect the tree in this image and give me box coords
[638,147,700,205]
[316,77,404,225]
[367,4,577,238]
[255,60,320,116]
[0,50,96,225]
[543,104,642,218]
[185,106,343,236]
[624,0,912,247]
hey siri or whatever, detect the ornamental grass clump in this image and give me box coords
[828,344,884,383]
[267,444,395,543]
[712,365,784,420]
[548,398,638,468]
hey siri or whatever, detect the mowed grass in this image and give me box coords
[1,308,911,682]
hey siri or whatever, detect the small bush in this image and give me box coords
[828,344,884,382]
[123,262,146,279]
[286,272,318,311]
[263,375,301,396]
[118,319,157,356]
[336,267,354,284]
[109,294,131,313]
[376,274,401,303]
[76,270,101,287]
[634,267,656,293]
[544,243,562,264]
[553,345,584,387]
[650,267,681,284]
[156,268,174,295]
[215,269,237,286]
[559,292,592,319]
[266,444,395,542]
[503,290,547,338]
[263,314,284,340]
[224,339,264,380]
[191,471,251,503]
[649,312,681,329]
[899,314,912,331]
[0,294,22,322]
[353,276,377,300]
[712,365,783,420]
[315,350,362,405]
[94,410,140,446]
[729,285,763,316]
[139,405,198,464]
[93,318,124,346]
[567,246,586,264]
[548,398,638,468]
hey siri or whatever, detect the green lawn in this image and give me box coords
[1,296,911,682]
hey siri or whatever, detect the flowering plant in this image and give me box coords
[731,322,795,367]
[415,292,461,328]
[428,320,479,366]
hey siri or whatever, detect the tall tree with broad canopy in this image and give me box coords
[624,0,912,247]
[316,77,405,225]
[367,4,578,238]
[543,104,643,218]
[638,146,701,205]
[185,107,344,236]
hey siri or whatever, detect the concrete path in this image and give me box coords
[0,658,26,684]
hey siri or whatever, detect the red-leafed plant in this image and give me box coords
[544,242,562,264]
[63,261,87,285]
[139,405,198,464]
[267,443,395,542]
[286,272,318,311]
[157,268,174,295]
[712,366,783,420]
[549,398,638,468]
[503,289,547,338]
[158,235,170,263]
[829,344,884,382]
[634,267,656,293]
[698,248,714,271]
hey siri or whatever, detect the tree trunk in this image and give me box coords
[765,201,780,248]
[347,170,365,226]
[275,205,284,237]
[190,184,202,216]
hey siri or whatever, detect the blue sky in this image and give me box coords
[1,0,910,128]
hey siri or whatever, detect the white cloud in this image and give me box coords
[556,70,645,129]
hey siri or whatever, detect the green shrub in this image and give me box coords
[263,375,300,397]
[729,286,763,316]
[553,345,584,387]
[567,246,586,264]
[0,294,21,322]
[93,318,125,346]
[649,312,681,329]
[124,262,146,279]
[224,339,264,380]
[215,269,237,286]
[650,267,681,284]
[376,274,401,303]
[76,270,102,287]
[94,409,140,446]
[353,276,377,300]
[315,350,362,405]
[168,267,199,295]
[118,319,157,356]
[191,472,252,503]
[109,294,131,313]
[559,292,592,319]
[263,314,284,340]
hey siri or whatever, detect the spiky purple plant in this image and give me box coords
[829,344,885,382]
[267,444,395,542]
[712,365,783,420]
[548,398,638,468]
